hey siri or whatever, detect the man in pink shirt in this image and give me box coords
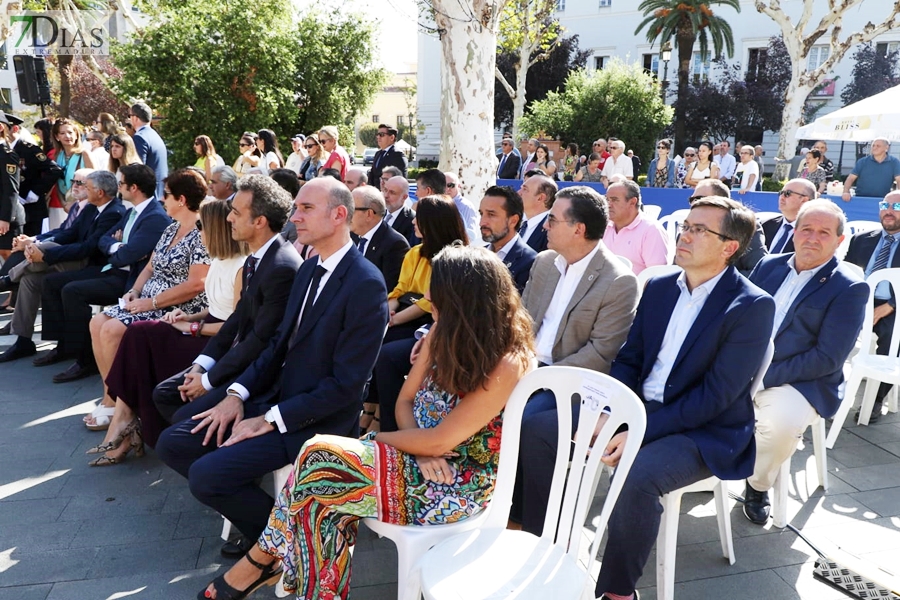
[603,180,672,274]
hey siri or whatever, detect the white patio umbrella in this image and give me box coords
[795,84,900,142]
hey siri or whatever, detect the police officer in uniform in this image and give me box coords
[6,113,60,237]
[0,111,21,260]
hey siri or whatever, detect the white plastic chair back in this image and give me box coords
[637,264,682,289]
[658,209,690,242]
[858,269,900,358]
[615,255,633,271]
[643,204,662,220]
[755,211,781,223]
[843,262,865,281]
[846,220,882,235]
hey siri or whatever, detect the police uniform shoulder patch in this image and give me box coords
[36,153,47,161]
[7,164,17,175]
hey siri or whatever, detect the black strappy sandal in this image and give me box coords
[197,552,282,600]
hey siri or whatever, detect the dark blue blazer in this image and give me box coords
[749,254,867,418]
[501,235,537,293]
[42,199,126,266]
[98,198,172,288]
[234,245,389,456]
[522,215,549,253]
[845,228,900,306]
[610,266,775,480]
[133,125,169,199]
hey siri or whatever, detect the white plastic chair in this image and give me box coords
[643,204,662,220]
[637,264,682,289]
[615,255,633,271]
[846,220,882,235]
[771,415,828,529]
[362,362,535,600]
[658,209,690,243]
[755,211,781,223]
[655,339,773,600]
[827,268,900,448]
[411,368,647,600]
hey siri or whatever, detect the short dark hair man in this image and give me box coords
[367,123,408,188]
[604,180,672,274]
[129,102,169,200]
[479,185,536,292]
[691,178,767,276]
[415,168,447,196]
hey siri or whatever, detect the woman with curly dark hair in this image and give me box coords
[197,245,534,600]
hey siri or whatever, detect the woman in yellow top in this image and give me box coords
[362,194,469,433]
[192,135,225,183]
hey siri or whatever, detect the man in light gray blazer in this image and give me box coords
[511,185,640,530]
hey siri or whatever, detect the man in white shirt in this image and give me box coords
[714,140,737,187]
[517,173,556,253]
[443,171,480,245]
[732,145,759,194]
[284,134,307,175]
[382,176,417,245]
[600,139,634,186]
[761,178,815,254]
[519,138,538,179]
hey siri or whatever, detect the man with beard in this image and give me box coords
[479,185,536,292]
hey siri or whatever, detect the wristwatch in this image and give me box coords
[264,408,278,428]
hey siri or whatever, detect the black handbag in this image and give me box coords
[397,292,423,309]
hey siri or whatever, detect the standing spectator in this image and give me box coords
[812,140,834,182]
[574,153,604,183]
[799,149,827,195]
[592,138,611,171]
[6,113,62,237]
[255,129,283,176]
[51,118,95,235]
[496,139,521,179]
[733,145,760,194]
[646,139,676,188]
[107,133,142,188]
[754,145,765,191]
[600,139,633,185]
[193,135,225,182]
[86,130,109,174]
[714,140,737,187]
[284,134,307,175]
[0,114,20,261]
[297,134,328,186]
[533,143,557,179]
[367,123,408,188]
[842,138,900,200]
[520,138,538,178]
[685,141,720,188]
[233,132,262,178]
[129,102,168,199]
[628,149,642,177]
[604,180,672,274]
[318,126,350,180]
[561,143,579,181]
[95,112,122,152]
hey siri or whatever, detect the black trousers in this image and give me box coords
[152,367,193,425]
[874,299,896,401]
[372,337,417,432]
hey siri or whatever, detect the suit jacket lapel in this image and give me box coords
[366,221,388,258]
[289,250,355,348]
[554,247,607,347]
[532,258,561,332]
[671,268,739,372]
[775,256,837,337]
[643,276,681,377]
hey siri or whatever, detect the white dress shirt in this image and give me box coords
[106,196,154,256]
[642,269,727,402]
[601,154,634,179]
[495,234,519,260]
[357,221,382,255]
[521,210,549,243]
[772,256,820,332]
[714,153,737,179]
[769,218,796,253]
[534,242,602,365]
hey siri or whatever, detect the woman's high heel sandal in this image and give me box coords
[86,419,139,455]
[197,551,283,600]
[88,423,144,467]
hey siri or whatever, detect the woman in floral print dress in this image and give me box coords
[197,245,535,600]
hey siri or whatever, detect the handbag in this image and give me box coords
[397,292,423,309]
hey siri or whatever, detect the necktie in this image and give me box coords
[289,265,327,347]
[873,234,896,272]
[771,223,793,254]
[519,219,527,239]
[62,202,81,230]
[244,255,258,286]
[357,236,367,254]
[385,212,394,226]
[101,209,138,272]
[498,154,507,176]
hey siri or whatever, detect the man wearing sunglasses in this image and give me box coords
[844,190,900,423]
[366,124,407,190]
[761,179,816,254]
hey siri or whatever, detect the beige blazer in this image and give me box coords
[522,241,639,373]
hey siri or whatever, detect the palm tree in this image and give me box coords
[635,0,740,150]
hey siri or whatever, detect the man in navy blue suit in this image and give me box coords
[129,102,169,200]
[479,185,536,293]
[742,200,867,524]
[156,177,390,553]
[517,173,555,253]
[589,197,774,600]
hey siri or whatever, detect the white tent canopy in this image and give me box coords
[395,139,416,152]
[796,85,900,142]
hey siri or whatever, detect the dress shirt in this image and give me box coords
[385,206,404,226]
[194,233,282,389]
[600,154,634,179]
[603,212,673,275]
[865,231,900,300]
[495,234,518,260]
[452,193,481,245]
[356,221,382,255]
[771,255,820,332]
[520,210,549,243]
[106,197,154,256]
[534,242,602,365]
[714,153,737,179]
[226,240,353,433]
[642,269,727,402]
[769,219,796,253]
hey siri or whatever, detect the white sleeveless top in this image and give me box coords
[692,163,712,179]
[205,255,245,320]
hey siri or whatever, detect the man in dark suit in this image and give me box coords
[742,200,867,524]
[542,197,774,600]
[844,190,900,423]
[7,113,62,237]
[152,175,302,427]
[497,138,522,180]
[351,185,409,290]
[155,177,389,556]
[36,164,171,382]
[367,124,408,189]
[517,173,555,253]
[382,175,418,246]
[0,171,125,362]
[761,178,815,254]
[479,185,536,292]
[129,102,168,200]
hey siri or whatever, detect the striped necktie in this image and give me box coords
[872,234,896,272]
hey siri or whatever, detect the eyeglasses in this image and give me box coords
[447,183,457,188]
[72,180,86,186]
[680,223,734,241]
[376,132,389,137]
[164,190,173,198]
[879,201,900,211]
[195,219,203,231]
[740,151,753,155]
[304,143,317,149]
[354,206,374,212]
[320,137,333,143]
[657,146,667,150]
[779,189,809,199]
[239,142,251,147]
[546,214,575,228]
[684,153,696,157]
[593,143,602,147]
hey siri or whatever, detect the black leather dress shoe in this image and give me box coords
[855,399,883,424]
[53,361,98,383]
[0,338,36,363]
[0,322,10,335]
[220,536,253,559]
[0,276,11,293]
[742,481,770,525]
[33,348,65,367]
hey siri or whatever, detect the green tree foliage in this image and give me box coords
[520,59,673,163]
[112,1,384,168]
[841,42,900,107]
[358,122,380,148]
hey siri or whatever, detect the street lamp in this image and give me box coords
[660,40,672,102]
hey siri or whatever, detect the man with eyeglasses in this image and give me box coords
[0,170,126,362]
[382,175,418,246]
[844,190,900,423]
[208,166,237,202]
[497,138,521,180]
[733,145,760,194]
[592,138,611,171]
[761,178,815,254]
[600,140,634,186]
[350,185,409,291]
[367,124,408,189]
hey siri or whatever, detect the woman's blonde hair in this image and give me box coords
[200,199,248,259]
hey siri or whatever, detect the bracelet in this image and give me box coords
[128,289,137,296]
[152,295,159,310]
[190,322,200,337]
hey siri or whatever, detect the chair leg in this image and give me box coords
[772,460,790,529]
[713,481,735,564]
[656,490,683,600]
[221,517,232,541]
[812,418,829,492]
[827,371,861,449]
[857,378,880,426]
[890,387,899,413]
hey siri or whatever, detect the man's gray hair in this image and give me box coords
[212,166,237,189]
[347,168,367,186]
[796,198,847,237]
[386,175,409,194]
[785,178,818,199]
[327,182,354,223]
[237,174,293,233]
[87,170,118,200]
[612,140,626,151]
[612,179,642,207]
[382,166,403,179]
[353,185,386,216]
[873,137,891,147]
[130,102,152,123]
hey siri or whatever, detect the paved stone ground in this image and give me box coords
[1,306,899,599]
